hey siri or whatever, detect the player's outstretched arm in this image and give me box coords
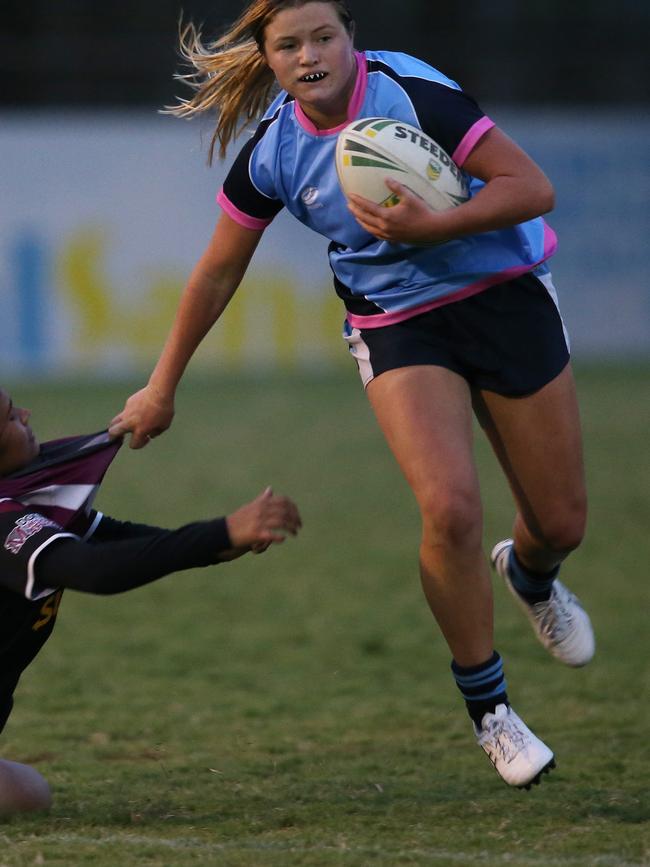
[108,213,264,449]
[29,490,301,595]
[220,487,303,561]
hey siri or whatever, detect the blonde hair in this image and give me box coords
[167,0,354,162]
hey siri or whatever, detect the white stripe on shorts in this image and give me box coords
[343,325,374,388]
[538,271,571,352]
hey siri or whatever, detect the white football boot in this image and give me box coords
[475,704,555,789]
[491,539,595,667]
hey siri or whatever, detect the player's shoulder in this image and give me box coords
[255,90,298,144]
[364,49,461,91]
[239,90,296,159]
[261,88,294,122]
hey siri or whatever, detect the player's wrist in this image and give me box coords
[422,207,466,245]
[146,379,176,408]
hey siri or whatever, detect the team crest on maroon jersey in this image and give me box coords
[4,513,60,555]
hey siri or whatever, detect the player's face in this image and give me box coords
[0,389,40,476]
[263,2,356,129]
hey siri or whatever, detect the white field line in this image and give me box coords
[3,834,646,867]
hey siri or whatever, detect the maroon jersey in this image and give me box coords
[0,432,121,599]
[0,432,121,732]
[0,430,231,735]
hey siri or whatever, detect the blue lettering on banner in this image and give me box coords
[11,229,47,369]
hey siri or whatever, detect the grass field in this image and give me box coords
[1,363,649,866]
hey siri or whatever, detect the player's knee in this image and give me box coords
[419,488,482,550]
[0,760,52,815]
[534,504,587,556]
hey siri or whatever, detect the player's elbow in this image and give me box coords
[531,172,555,216]
[538,179,555,215]
[517,169,555,219]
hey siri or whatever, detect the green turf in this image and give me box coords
[1,363,649,866]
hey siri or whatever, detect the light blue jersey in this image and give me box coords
[219,50,557,328]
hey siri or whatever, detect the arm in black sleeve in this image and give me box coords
[35,518,232,595]
[90,513,168,542]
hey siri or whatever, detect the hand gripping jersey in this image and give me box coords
[219,50,558,329]
[0,432,120,731]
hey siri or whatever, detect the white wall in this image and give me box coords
[1,109,648,377]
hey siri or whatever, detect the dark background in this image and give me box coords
[1,0,648,108]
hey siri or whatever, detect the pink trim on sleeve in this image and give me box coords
[452,116,495,166]
[216,189,273,231]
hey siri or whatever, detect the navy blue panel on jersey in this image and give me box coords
[221,111,288,227]
[364,55,485,159]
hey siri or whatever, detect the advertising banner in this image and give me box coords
[1,110,648,377]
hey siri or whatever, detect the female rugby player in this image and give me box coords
[0,386,301,813]
[109,0,594,789]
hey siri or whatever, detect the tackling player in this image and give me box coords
[0,386,301,813]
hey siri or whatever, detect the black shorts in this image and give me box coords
[344,272,570,396]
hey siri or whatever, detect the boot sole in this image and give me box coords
[517,757,556,791]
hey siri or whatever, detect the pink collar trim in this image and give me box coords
[294,50,367,136]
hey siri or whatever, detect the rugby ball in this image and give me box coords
[336,117,469,211]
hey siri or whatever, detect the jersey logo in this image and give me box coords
[300,186,322,208]
[4,513,59,554]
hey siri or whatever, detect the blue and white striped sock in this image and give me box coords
[509,549,559,603]
[451,651,509,728]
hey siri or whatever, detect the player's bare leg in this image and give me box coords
[367,364,556,787]
[475,363,586,568]
[367,365,492,666]
[475,363,594,666]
